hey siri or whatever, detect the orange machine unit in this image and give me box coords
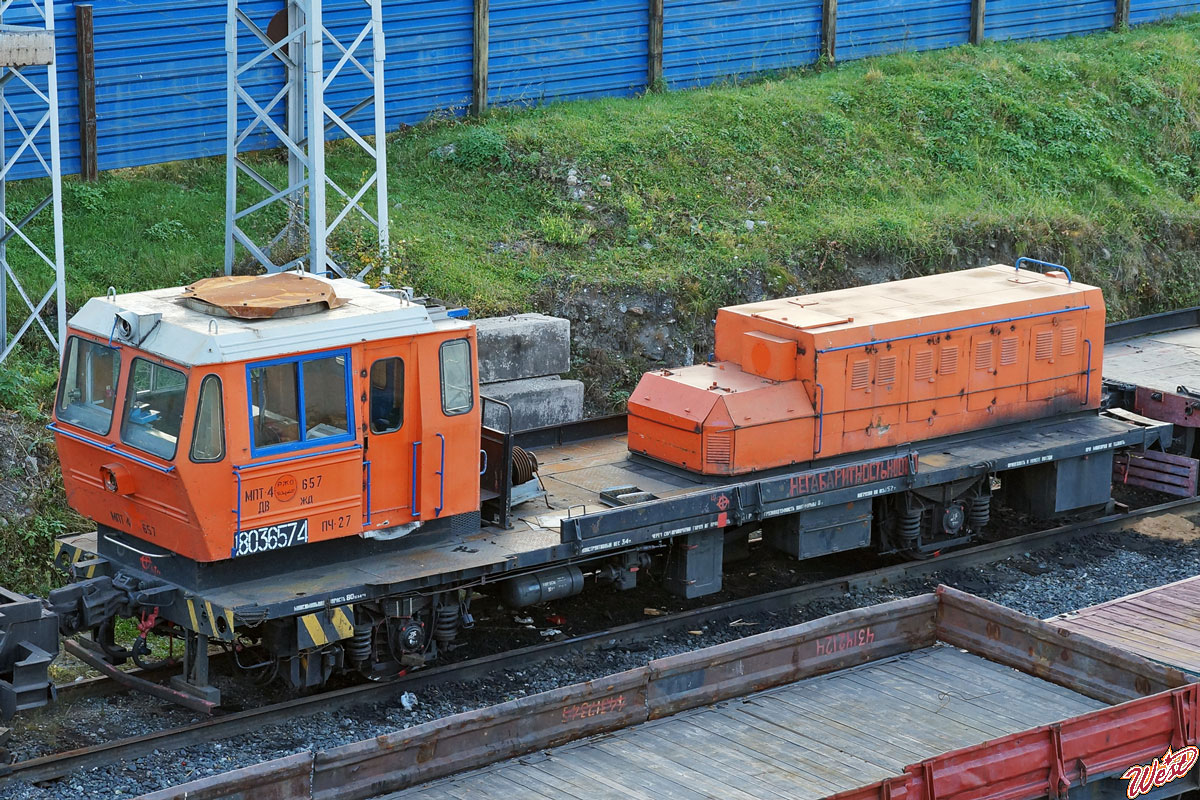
[628,264,1105,475]
[51,273,482,563]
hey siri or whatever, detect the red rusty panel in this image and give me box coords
[311,667,649,800]
[936,585,1190,705]
[647,593,937,718]
[1054,576,1200,676]
[830,684,1200,800]
[1135,385,1200,428]
[134,752,313,800]
[1114,449,1199,497]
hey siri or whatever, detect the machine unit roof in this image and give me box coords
[722,265,1096,335]
[69,275,453,366]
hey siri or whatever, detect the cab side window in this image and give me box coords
[369,358,404,434]
[190,375,225,462]
[248,351,354,455]
[121,358,188,460]
[440,339,473,416]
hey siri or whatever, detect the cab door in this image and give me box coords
[360,340,420,531]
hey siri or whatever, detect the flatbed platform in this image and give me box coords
[1054,573,1200,676]
[59,408,1170,624]
[390,646,1105,800]
[1105,324,1200,393]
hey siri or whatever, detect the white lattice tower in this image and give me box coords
[224,0,389,277]
[0,0,65,361]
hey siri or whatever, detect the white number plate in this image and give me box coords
[232,519,309,558]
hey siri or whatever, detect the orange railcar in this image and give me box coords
[51,274,481,564]
[628,264,1105,475]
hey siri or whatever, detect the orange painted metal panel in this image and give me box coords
[629,265,1105,475]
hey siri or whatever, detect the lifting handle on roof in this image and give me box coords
[1015,257,1072,284]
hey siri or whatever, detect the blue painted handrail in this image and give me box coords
[1015,257,1073,284]
[434,433,446,518]
[411,440,422,518]
[48,422,176,474]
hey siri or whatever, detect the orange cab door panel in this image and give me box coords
[361,340,419,530]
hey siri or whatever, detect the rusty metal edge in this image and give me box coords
[63,639,216,715]
[133,752,314,800]
[936,585,1193,705]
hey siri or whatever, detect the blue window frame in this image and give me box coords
[246,349,356,458]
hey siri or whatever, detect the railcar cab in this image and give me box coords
[51,274,482,569]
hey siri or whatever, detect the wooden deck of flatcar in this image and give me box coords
[1054,574,1200,676]
[386,645,1106,800]
[1105,324,1200,393]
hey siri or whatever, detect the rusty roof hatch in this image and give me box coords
[180,273,349,320]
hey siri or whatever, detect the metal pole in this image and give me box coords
[287,0,304,260]
[46,0,65,350]
[371,0,389,260]
[305,0,326,274]
[223,0,238,275]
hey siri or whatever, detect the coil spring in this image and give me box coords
[968,494,991,533]
[433,605,460,644]
[345,627,373,664]
[897,507,922,545]
[512,446,539,486]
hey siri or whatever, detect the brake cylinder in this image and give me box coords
[498,566,585,608]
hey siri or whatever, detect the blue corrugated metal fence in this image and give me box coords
[4,0,1196,179]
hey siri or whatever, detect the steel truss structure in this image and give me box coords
[0,0,65,362]
[224,0,389,277]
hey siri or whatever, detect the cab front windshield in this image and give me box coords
[56,337,120,434]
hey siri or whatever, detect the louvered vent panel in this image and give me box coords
[1035,330,1054,360]
[914,350,933,382]
[940,347,958,375]
[974,340,993,371]
[1000,337,1018,366]
[1061,327,1077,356]
[877,356,897,385]
[706,432,732,465]
[851,359,870,390]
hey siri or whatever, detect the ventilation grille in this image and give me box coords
[940,347,958,375]
[706,432,732,465]
[974,340,993,371]
[851,359,870,391]
[877,356,897,385]
[1000,336,1018,366]
[1061,326,1077,356]
[1035,330,1054,361]
[914,350,933,382]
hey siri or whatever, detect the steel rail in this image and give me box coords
[7,494,1197,785]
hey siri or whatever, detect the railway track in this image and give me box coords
[8,494,1198,787]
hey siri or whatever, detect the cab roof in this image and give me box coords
[69,276,458,367]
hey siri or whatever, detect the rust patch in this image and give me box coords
[181,273,348,319]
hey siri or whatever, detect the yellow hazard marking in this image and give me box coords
[52,541,62,559]
[330,607,354,640]
[226,609,236,635]
[203,601,216,633]
[186,598,199,632]
[301,615,327,648]
[85,563,96,578]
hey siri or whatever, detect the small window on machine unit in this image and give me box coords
[369,357,404,434]
[121,358,188,460]
[190,375,225,462]
[248,351,354,455]
[440,339,473,416]
[56,337,121,434]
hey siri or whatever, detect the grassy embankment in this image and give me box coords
[3,16,1200,593]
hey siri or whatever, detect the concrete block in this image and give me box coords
[482,376,584,432]
[475,314,570,383]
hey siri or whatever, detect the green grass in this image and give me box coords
[3,16,1200,595]
[3,14,1198,327]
